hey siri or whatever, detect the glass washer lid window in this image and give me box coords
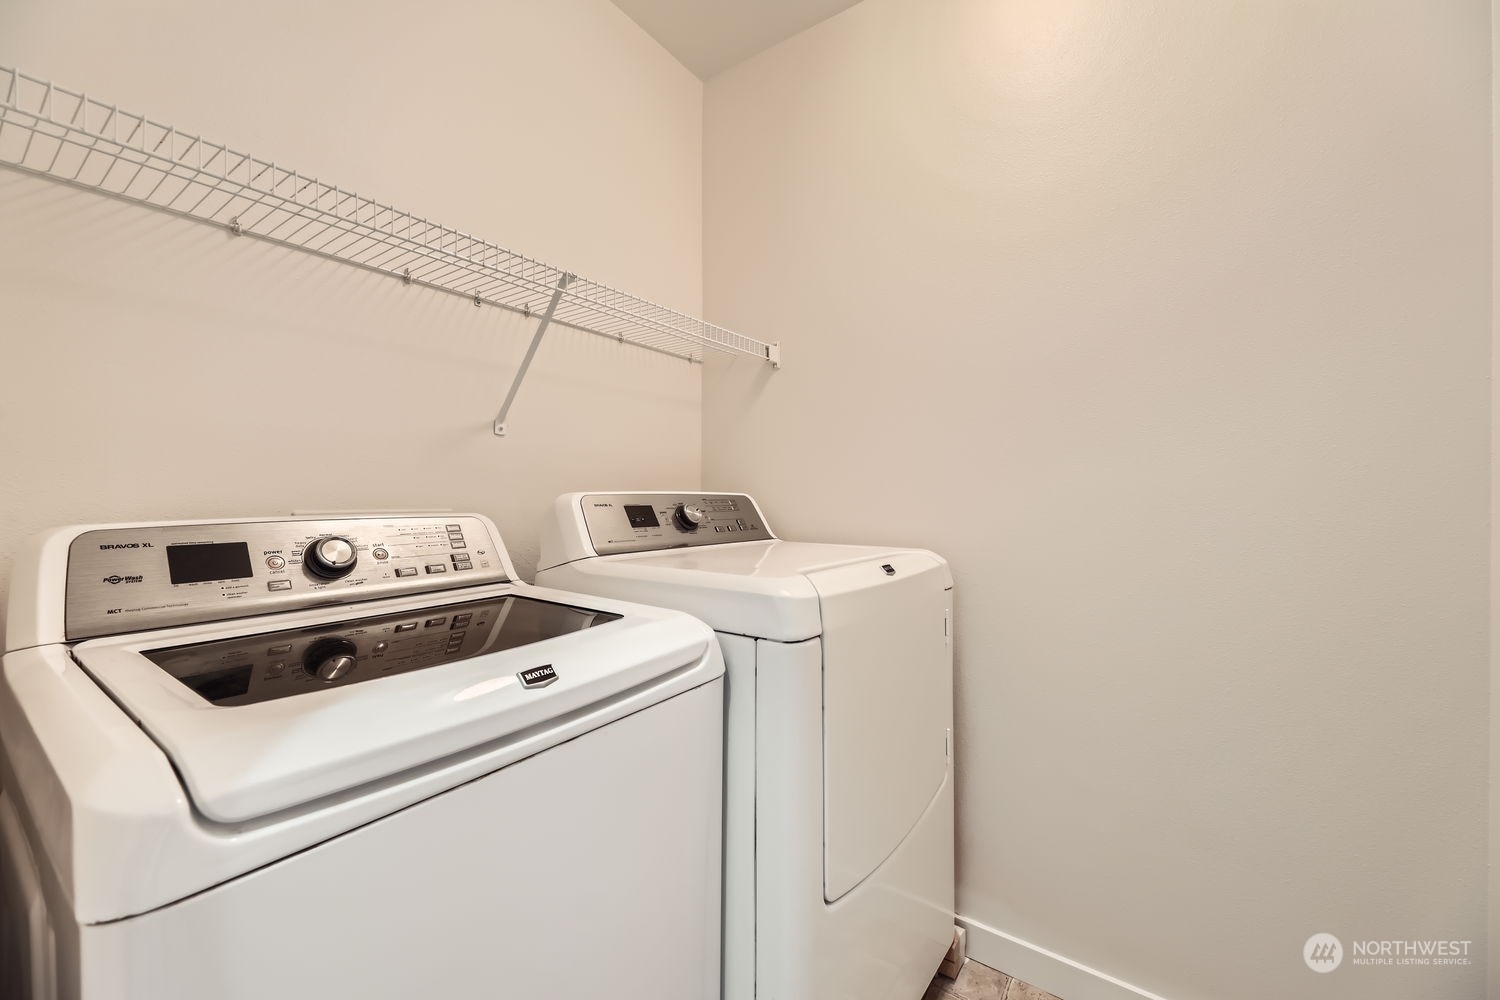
[143,595,622,707]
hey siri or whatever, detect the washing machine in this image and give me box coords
[0,513,724,1000]
[537,492,955,1000]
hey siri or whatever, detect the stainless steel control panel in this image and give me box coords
[66,515,507,640]
[580,492,774,557]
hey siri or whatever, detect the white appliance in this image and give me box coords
[537,492,955,1000]
[0,513,724,1000]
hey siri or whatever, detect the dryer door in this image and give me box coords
[810,553,953,901]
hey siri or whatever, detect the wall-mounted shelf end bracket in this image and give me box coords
[767,342,781,368]
[493,272,575,437]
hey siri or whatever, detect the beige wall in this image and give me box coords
[0,0,704,631]
[703,2,1490,999]
[1491,3,1499,996]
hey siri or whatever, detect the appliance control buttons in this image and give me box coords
[304,536,359,580]
[372,547,389,560]
[267,580,293,592]
[673,504,706,531]
[302,637,359,683]
[446,524,462,531]
[395,623,418,633]
[265,662,286,679]
[266,555,287,570]
[326,655,357,681]
[425,564,446,574]
[395,567,418,578]
[426,617,447,628]
[450,539,466,549]
[372,641,388,654]
[268,644,292,655]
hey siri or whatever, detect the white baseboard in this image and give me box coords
[957,915,1172,1000]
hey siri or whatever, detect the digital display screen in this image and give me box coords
[187,664,254,702]
[166,542,254,585]
[624,504,660,529]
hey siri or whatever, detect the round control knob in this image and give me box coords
[673,503,706,531]
[304,535,358,579]
[302,637,358,683]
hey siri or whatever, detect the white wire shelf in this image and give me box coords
[0,65,780,378]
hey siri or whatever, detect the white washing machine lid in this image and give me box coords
[71,581,718,824]
[550,540,940,642]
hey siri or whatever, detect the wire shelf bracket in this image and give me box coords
[0,66,781,436]
[493,272,572,437]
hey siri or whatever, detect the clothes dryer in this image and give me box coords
[537,492,954,1000]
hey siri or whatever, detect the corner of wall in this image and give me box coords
[1488,1,1499,994]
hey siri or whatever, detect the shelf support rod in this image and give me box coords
[493,272,574,436]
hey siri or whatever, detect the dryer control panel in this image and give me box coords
[65,515,508,640]
[580,492,774,556]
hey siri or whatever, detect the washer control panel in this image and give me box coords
[580,492,774,556]
[65,515,506,640]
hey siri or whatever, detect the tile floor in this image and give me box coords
[924,959,1064,1000]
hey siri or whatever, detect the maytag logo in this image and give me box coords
[102,575,144,585]
[518,664,558,689]
[99,542,153,550]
